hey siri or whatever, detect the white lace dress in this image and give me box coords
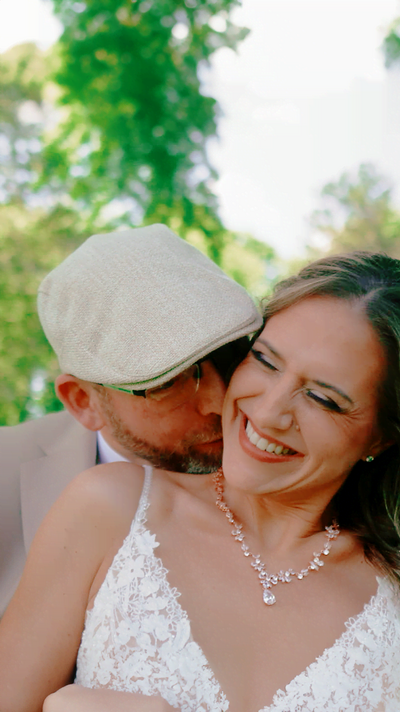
[76,466,400,711]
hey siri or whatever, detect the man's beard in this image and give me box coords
[101,400,222,474]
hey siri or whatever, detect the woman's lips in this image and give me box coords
[238,414,304,463]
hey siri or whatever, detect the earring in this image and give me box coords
[295,424,300,431]
[365,455,375,463]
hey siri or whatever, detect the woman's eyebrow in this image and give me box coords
[255,338,282,359]
[255,339,354,405]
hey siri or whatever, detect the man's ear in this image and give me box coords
[55,374,106,431]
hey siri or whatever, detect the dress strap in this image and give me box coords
[133,464,153,527]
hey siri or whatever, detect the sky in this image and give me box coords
[0,0,399,257]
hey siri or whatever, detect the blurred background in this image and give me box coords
[1,0,400,424]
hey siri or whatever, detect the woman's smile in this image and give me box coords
[239,413,303,463]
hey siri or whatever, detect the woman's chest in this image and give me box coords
[76,525,400,712]
[161,546,381,711]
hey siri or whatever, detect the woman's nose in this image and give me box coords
[254,376,295,431]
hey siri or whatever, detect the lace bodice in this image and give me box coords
[76,466,400,711]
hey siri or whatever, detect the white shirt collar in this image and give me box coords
[97,430,129,464]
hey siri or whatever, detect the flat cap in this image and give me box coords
[38,224,262,388]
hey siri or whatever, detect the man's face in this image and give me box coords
[95,360,226,473]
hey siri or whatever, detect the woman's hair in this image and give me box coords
[261,251,400,586]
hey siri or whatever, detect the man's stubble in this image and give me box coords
[98,389,223,474]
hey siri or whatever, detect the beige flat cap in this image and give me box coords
[38,224,262,388]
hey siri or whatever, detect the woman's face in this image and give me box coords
[222,296,388,501]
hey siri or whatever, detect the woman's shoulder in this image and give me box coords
[59,463,214,537]
[29,462,149,565]
[64,462,206,520]
[57,461,148,529]
[69,460,147,497]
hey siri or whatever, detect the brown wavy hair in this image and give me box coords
[260,251,400,586]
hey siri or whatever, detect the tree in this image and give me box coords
[309,163,400,258]
[0,43,49,205]
[0,36,276,425]
[220,232,276,298]
[0,44,89,424]
[0,202,90,425]
[41,0,249,262]
[382,17,400,68]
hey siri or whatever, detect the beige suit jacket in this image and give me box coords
[0,410,97,616]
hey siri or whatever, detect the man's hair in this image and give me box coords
[261,251,400,585]
[208,337,252,384]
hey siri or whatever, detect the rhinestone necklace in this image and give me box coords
[213,467,341,606]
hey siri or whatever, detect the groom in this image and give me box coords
[0,224,262,615]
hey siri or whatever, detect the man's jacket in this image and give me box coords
[0,410,96,616]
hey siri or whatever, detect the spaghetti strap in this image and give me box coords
[133,464,153,527]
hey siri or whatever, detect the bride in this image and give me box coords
[1,251,400,712]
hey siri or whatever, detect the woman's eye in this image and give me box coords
[306,389,342,412]
[250,349,277,371]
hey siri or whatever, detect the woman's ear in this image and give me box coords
[55,374,106,431]
[363,437,395,462]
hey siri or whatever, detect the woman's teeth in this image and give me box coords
[245,420,294,455]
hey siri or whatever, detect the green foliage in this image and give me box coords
[310,163,400,258]
[0,6,278,425]
[382,18,400,68]
[220,232,275,298]
[0,46,276,425]
[41,0,248,260]
[0,43,50,204]
[0,202,88,425]
[0,43,90,424]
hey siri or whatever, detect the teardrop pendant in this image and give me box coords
[263,587,276,606]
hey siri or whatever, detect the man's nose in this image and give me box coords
[195,360,227,416]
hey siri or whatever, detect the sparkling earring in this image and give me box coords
[295,424,300,431]
[365,455,375,463]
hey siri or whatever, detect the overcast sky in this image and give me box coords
[1,0,399,257]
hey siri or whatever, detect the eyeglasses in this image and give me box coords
[99,362,201,411]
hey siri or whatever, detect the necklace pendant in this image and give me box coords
[262,587,276,606]
[213,469,340,611]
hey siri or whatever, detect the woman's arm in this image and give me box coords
[43,686,178,712]
[0,463,144,712]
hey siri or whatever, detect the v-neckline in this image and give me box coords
[141,517,385,712]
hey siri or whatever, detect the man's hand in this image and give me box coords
[43,685,178,712]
